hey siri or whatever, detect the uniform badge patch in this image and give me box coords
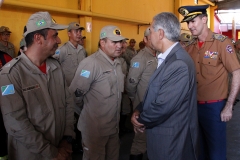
[204,51,218,59]
[55,49,60,55]
[1,84,15,96]
[226,45,233,54]
[132,62,139,68]
[80,70,90,78]
[129,78,135,84]
[36,20,46,27]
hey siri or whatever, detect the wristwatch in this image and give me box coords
[63,136,73,144]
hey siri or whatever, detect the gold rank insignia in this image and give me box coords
[213,34,227,42]
[179,8,189,17]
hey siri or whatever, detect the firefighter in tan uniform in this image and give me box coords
[53,22,87,153]
[119,38,132,137]
[78,36,88,55]
[234,39,240,63]
[178,5,240,160]
[0,26,15,58]
[0,12,75,160]
[69,25,126,160]
[126,27,157,160]
[53,22,87,87]
[179,32,193,48]
[122,38,138,70]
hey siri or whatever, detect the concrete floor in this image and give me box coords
[73,100,240,160]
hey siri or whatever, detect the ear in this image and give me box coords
[34,34,42,44]
[202,16,207,24]
[67,31,71,37]
[159,29,164,40]
[100,39,105,47]
[143,36,148,43]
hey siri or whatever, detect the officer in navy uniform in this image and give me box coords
[178,5,240,160]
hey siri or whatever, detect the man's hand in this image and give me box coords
[131,110,145,133]
[52,140,72,160]
[52,147,70,160]
[59,139,72,153]
[221,102,233,122]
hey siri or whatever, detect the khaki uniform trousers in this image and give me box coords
[81,131,120,160]
[121,93,131,115]
[130,131,147,155]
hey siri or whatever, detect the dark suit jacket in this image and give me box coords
[137,43,199,160]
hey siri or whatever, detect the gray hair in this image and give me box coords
[152,12,181,42]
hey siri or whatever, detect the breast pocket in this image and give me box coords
[100,72,115,99]
[201,57,218,75]
[23,87,50,119]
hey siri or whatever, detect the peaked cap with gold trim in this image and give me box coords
[178,5,209,23]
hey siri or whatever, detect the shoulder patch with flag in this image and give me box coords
[1,84,15,96]
[80,70,90,78]
[132,62,140,68]
[55,49,60,55]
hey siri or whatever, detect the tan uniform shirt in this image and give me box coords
[69,49,124,136]
[122,46,137,69]
[119,57,128,76]
[126,47,157,109]
[235,49,240,63]
[0,41,15,58]
[53,41,87,86]
[185,29,240,101]
[0,54,75,160]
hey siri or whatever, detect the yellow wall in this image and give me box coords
[0,0,175,56]
[0,0,79,56]
[0,0,215,56]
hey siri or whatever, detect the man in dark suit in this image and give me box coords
[131,12,199,160]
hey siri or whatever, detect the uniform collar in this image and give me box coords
[204,29,215,42]
[20,53,57,74]
[98,48,120,66]
[144,46,156,57]
[0,41,14,49]
[67,41,83,50]
[192,29,214,45]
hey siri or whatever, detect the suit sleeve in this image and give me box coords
[126,57,145,99]
[0,70,58,159]
[137,60,189,128]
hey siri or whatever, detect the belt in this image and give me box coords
[197,99,224,104]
